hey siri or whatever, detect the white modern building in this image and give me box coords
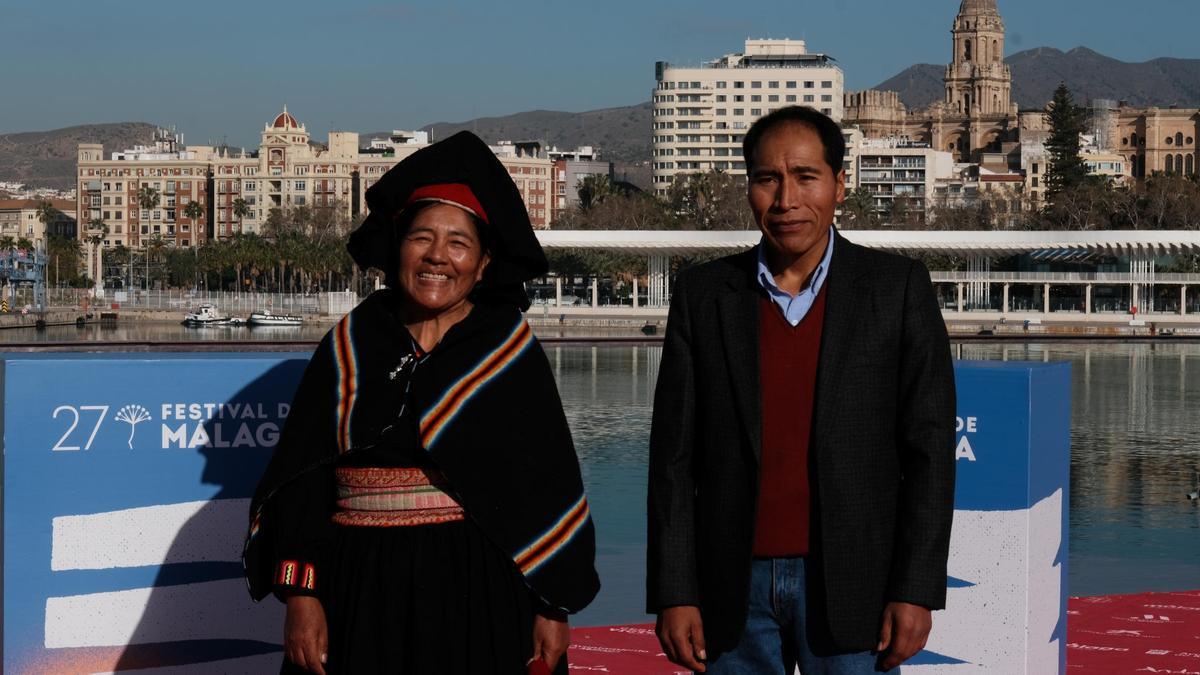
[651,39,844,194]
[846,137,955,218]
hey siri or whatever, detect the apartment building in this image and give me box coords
[651,39,844,195]
[848,138,955,220]
[0,199,77,249]
[76,108,556,267]
[546,146,612,221]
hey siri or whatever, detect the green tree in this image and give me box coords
[145,234,168,288]
[232,197,251,236]
[137,185,161,250]
[1044,83,1088,202]
[183,200,204,233]
[840,188,879,229]
[46,235,84,286]
[577,174,613,211]
[35,200,61,244]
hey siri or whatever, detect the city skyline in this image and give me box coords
[4,0,1199,148]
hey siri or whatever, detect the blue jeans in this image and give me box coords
[705,558,897,675]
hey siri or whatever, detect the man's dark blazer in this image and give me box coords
[646,230,956,655]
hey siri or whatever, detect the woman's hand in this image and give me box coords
[532,609,570,671]
[285,595,328,675]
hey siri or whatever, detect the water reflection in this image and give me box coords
[555,343,1200,627]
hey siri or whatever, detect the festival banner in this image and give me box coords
[2,354,310,673]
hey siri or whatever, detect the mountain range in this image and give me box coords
[3,47,1199,190]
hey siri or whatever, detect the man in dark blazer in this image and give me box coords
[648,106,956,673]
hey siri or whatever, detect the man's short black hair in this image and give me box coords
[742,106,846,178]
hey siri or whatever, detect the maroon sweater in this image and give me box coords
[752,288,827,557]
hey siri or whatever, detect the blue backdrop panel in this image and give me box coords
[1,355,1071,674]
[910,361,1071,674]
[2,354,310,674]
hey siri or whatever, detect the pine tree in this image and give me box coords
[1044,83,1088,202]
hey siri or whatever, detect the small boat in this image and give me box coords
[248,311,303,327]
[182,304,233,326]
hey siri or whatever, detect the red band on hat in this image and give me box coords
[405,183,489,223]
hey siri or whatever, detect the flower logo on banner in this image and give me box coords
[115,405,152,448]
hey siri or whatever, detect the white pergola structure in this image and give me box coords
[534,230,1200,316]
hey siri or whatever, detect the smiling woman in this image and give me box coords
[395,202,491,348]
[244,131,598,675]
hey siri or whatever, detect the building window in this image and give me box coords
[786,95,796,102]
[751,95,762,102]
[1166,136,1174,145]
[751,81,762,89]
[734,95,744,102]
[821,81,832,88]
[295,180,306,190]
[734,81,744,89]
[1031,177,1039,188]
[1032,163,1039,174]
[768,95,779,102]
[804,95,815,103]
[821,108,832,116]
[716,95,726,102]
[751,108,762,116]
[786,81,797,89]
[716,81,727,89]
[821,95,832,102]
[804,81,814,88]
[716,109,727,115]
[768,81,779,88]
[734,109,745,116]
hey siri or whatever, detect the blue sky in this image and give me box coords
[3,0,1197,146]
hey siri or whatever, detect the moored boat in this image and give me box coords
[248,311,303,327]
[181,304,233,326]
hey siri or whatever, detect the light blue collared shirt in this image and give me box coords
[755,227,835,326]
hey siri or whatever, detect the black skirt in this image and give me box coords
[281,519,568,675]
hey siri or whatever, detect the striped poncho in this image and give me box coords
[244,290,599,614]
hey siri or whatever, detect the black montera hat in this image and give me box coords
[346,131,548,310]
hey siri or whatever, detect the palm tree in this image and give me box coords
[137,185,161,249]
[146,234,168,289]
[841,188,879,229]
[183,200,204,235]
[0,236,15,250]
[35,200,60,245]
[232,198,250,236]
[577,174,613,211]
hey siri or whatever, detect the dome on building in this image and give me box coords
[958,0,999,15]
[270,105,301,130]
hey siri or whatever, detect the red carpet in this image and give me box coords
[569,590,1200,673]
[1067,590,1200,673]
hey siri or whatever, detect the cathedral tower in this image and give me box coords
[944,0,1012,117]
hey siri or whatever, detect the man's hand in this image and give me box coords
[656,605,707,672]
[285,595,328,675]
[876,601,931,670]
[532,610,570,671]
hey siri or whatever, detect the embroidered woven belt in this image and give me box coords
[332,466,465,527]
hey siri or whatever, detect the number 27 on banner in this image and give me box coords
[52,405,110,451]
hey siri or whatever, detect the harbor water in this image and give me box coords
[3,324,1197,628]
